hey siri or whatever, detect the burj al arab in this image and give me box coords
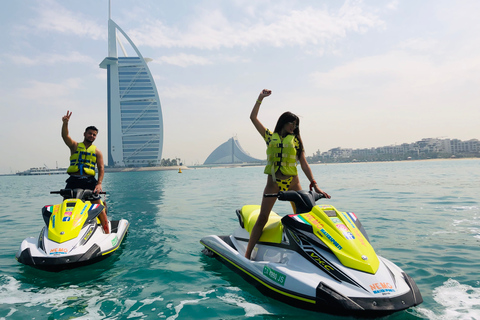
[99,18,163,167]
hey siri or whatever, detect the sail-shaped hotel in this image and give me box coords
[100,19,163,167]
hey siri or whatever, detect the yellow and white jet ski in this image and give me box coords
[16,188,129,271]
[200,190,422,315]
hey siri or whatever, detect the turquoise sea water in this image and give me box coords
[0,159,479,320]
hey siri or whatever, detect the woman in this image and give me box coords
[245,89,331,260]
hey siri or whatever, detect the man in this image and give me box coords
[61,110,109,234]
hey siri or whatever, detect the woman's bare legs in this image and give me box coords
[244,176,279,260]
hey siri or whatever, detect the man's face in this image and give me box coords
[84,129,98,143]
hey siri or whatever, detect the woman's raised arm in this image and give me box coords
[250,89,272,137]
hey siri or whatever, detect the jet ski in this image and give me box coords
[16,188,129,271]
[200,190,422,315]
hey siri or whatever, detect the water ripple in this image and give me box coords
[1,160,479,319]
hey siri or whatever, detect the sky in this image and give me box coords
[1,0,479,173]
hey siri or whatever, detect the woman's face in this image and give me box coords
[283,120,297,134]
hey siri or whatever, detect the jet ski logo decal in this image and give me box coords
[303,213,324,229]
[370,282,395,295]
[343,231,355,240]
[288,232,369,291]
[83,228,93,241]
[80,204,88,215]
[318,229,343,250]
[263,266,286,286]
[331,217,342,224]
[351,228,367,247]
[111,236,118,247]
[309,251,334,272]
[49,248,68,255]
[63,211,72,222]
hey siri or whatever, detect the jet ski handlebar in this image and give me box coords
[264,190,325,200]
[51,189,106,200]
[264,190,325,214]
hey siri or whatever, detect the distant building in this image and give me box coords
[311,138,479,162]
[204,137,263,165]
[99,19,164,167]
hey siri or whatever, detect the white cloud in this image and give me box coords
[5,51,96,66]
[155,53,212,67]
[385,0,399,11]
[17,78,84,101]
[128,3,383,50]
[435,0,480,33]
[32,0,105,40]
[309,50,480,98]
[153,53,249,67]
[95,69,107,81]
[306,48,480,150]
[397,38,439,52]
[158,83,230,101]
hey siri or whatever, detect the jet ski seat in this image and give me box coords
[238,205,283,243]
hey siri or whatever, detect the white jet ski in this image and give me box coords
[16,188,129,271]
[200,190,422,315]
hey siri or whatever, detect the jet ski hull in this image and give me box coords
[16,219,129,272]
[201,233,422,315]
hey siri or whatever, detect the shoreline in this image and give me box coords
[105,166,188,173]
[309,157,480,166]
[2,157,478,176]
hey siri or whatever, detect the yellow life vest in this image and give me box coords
[67,143,97,176]
[264,133,298,177]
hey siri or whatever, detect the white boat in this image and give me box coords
[17,167,67,176]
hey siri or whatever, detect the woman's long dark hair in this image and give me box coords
[273,111,304,158]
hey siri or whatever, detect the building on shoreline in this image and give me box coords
[99,17,163,168]
[204,137,264,165]
[309,138,480,163]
